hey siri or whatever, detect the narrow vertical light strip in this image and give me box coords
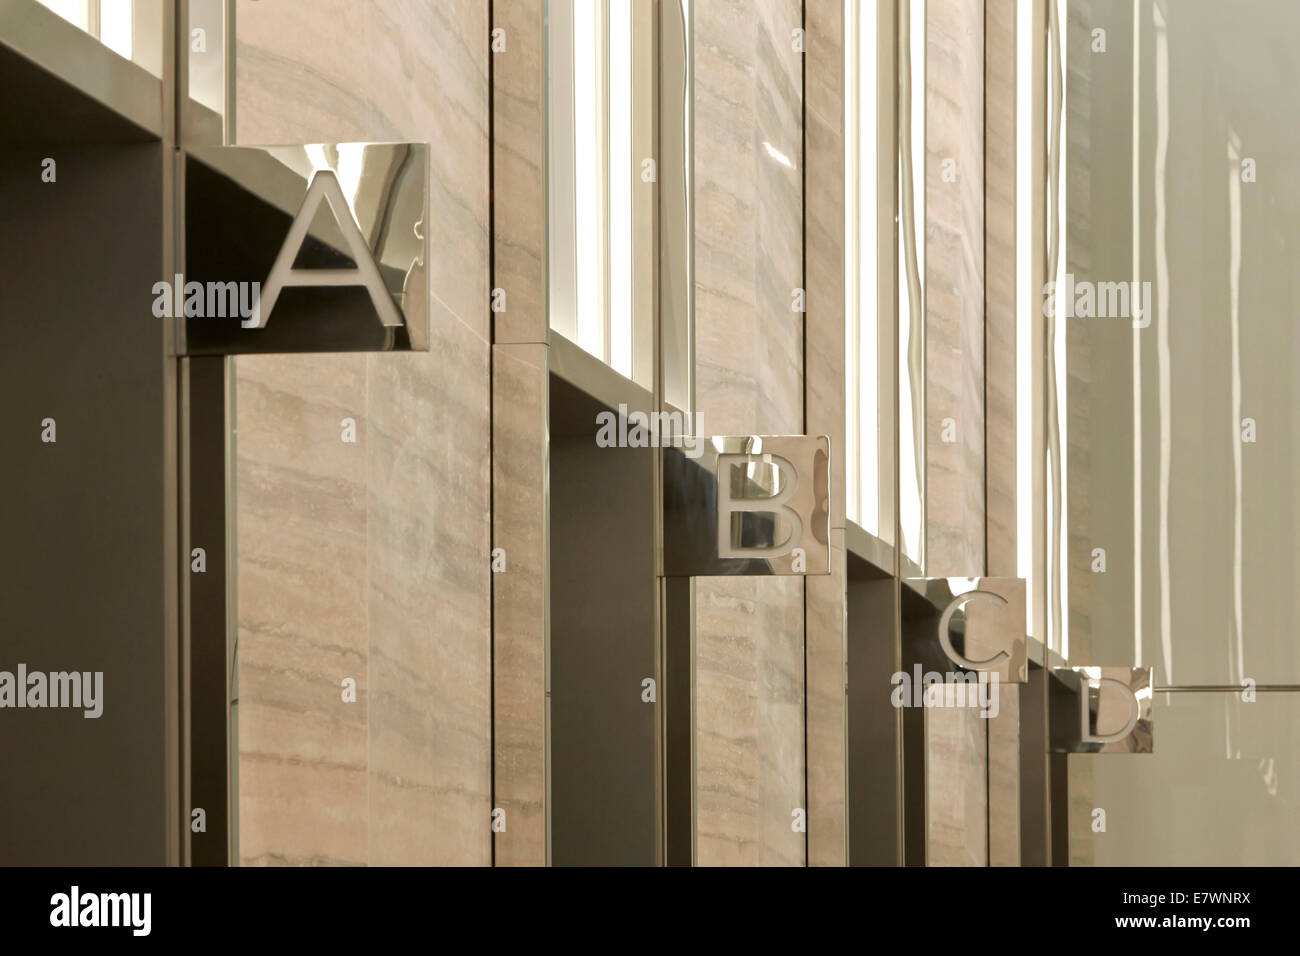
[897,227,916,549]
[1045,0,1064,656]
[683,0,696,416]
[1131,0,1143,668]
[1225,129,1243,762]
[1226,130,1245,692]
[897,0,925,566]
[859,0,879,536]
[335,144,366,211]
[897,0,914,555]
[845,0,860,525]
[1053,0,1069,660]
[1016,0,1032,589]
[599,0,611,366]
[609,0,633,378]
[1153,1,1174,684]
[547,0,580,344]
[912,0,925,566]
[99,0,132,60]
[574,0,603,360]
[38,0,88,31]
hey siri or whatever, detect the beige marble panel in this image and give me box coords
[237,757,368,866]
[365,321,491,866]
[491,342,549,866]
[694,0,803,435]
[803,0,848,866]
[369,0,491,343]
[694,0,806,867]
[806,0,846,533]
[695,576,806,866]
[924,686,988,866]
[985,0,1018,579]
[1067,754,1096,866]
[987,680,1020,865]
[925,0,986,578]
[235,0,374,142]
[983,3,1021,867]
[490,0,549,866]
[1064,0,1096,662]
[235,0,491,865]
[368,0,491,868]
[492,0,547,344]
[805,529,847,865]
[916,0,992,870]
[236,355,369,865]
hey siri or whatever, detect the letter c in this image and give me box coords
[937,590,1010,672]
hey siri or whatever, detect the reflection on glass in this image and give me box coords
[1050,0,1300,869]
[898,0,926,565]
[608,0,633,378]
[38,0,90,31]
[36,0,162,78]
[572,0,605,362]
[1070,691,1300,864]
[99,0,131,59]
[547,0,645,387]
[187,0,225,118]
[1061,0,1300,684]
[1047,0,1068,658]
[1015,0,1036,637]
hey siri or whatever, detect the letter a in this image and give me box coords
[248,169,403,330]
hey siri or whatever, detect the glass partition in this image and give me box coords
[35,0,163,76]
[187,0,226,119]
[690,0,805,866]
[846,0,918,558]
[1059,0,1300,864]
[547,0,654,390]
[1071,690,1300,865]
[898,0,926,566]
[1059,0,1300,684]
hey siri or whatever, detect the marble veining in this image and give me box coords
[234,0,490,866]
[694,0,806,867]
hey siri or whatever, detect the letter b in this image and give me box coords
[716,453,802,559]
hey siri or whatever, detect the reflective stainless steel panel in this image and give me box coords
[1051,666,1153,754]
[663,435,831,576]
[903,577,1028,683]
[181,143,429,354]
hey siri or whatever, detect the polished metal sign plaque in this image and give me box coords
[902,577,1028,683]
[179,143,429,354]
[662,435,830,576]
[1050,666,1153,753]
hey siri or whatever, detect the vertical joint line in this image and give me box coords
[487,0,497,869]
